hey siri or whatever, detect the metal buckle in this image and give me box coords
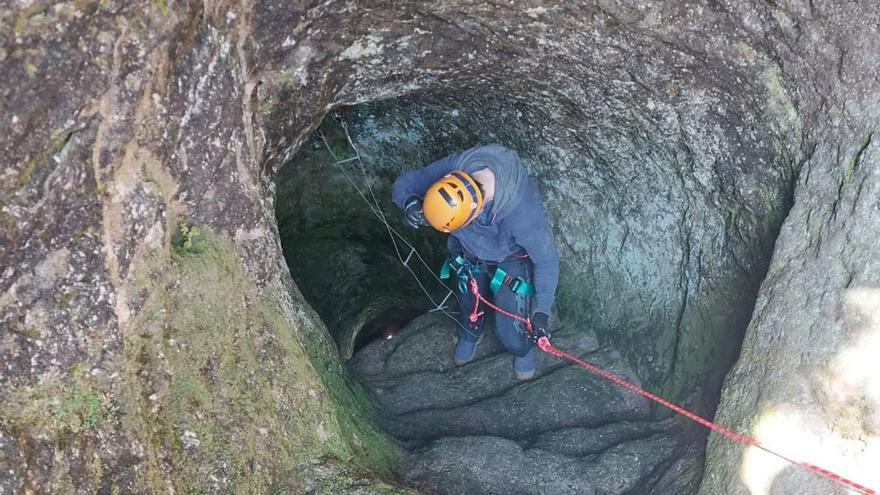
[510,278,522,292]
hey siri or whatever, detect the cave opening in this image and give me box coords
[274,82,795,493]
[274,115,451,359]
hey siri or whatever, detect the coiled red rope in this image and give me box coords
[467,278,876,495]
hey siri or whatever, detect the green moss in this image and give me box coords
[88,450,104,490]
[48,473,76,494]
[57,287,77,308]
[301,331,399,476]
[762,64,803,166]
[153,0,169,16]
[763,67,801,135]
[18,129,72,187]
[171,222,208,255]
[844,132,873,182]
[7,321,41,340]
[13,4,46,35]
[141,163,157,186]
[0,209,15,238]
[0,365,112,438]
[328,141,352,161]
[122,227,401,493]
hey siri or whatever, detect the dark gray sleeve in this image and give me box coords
[512,201,560,315]
[391,151,462,209]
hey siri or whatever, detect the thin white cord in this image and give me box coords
[317,123,470,333]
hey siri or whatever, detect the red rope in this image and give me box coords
[467,278,484,325]
[469,277,533,333]
[467,279,876,495]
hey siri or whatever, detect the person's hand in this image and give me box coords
[530,312,551,344]
[403,196,427,229]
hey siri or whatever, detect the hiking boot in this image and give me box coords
[514,348,536,381]
[454,333,483,366]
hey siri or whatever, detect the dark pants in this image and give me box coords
[457,256,533,357]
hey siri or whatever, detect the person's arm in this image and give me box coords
[512,200,560,316]
[391,151,462,209]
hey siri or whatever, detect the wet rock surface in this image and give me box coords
[351,314,699,493]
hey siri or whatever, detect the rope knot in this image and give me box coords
[468,310,484,323]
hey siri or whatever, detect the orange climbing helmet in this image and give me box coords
[422,170,484,232]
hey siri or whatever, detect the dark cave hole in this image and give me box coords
[275,115,452,359]
[354,306,426,351]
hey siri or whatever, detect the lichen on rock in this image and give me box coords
[2,0,880,494]
[1,0,406,491]
[116,228,400,492]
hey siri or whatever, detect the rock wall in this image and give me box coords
[699,1,880,493]
[3,0,878,493]
[1,1,400,492]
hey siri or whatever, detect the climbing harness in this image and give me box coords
[439,255,469,280]
[439,255,479,294]
[441,255,534,297]
[489,266,533,297]
[321,113,877,495]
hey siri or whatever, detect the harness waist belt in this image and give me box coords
[489,267,534,297]
[440,255,533,297]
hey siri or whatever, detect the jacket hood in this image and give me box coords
[459,144,529,222]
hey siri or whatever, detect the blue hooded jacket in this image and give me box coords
[392,144,560,315]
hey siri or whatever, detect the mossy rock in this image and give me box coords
[115,229,404,492]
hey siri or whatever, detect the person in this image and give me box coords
[391,144,559,380]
